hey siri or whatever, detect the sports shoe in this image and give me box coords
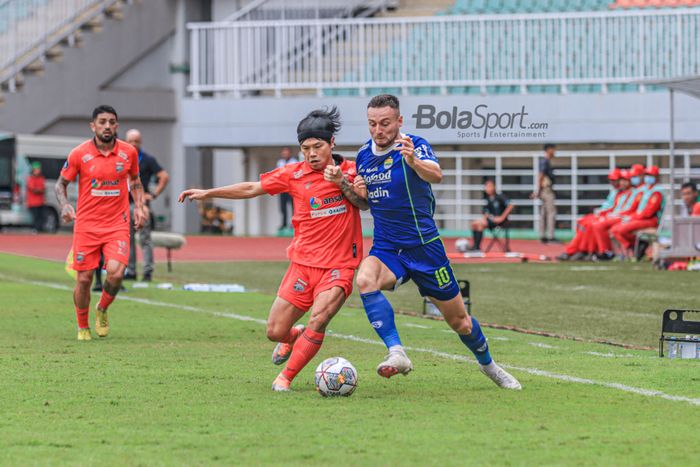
[376,347,413,378]
[271,324,304,365]
[95,307,109,337]
[479,361,522,390]
[271,374,291,392]
[77,328,92,341]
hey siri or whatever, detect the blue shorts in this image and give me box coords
[370,239,461,301]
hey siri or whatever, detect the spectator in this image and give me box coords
[124,129,170,282]
[276,147,297,230]
[680,182,700,216]
[26,161,46,233]
[532,143,558,243]
[470,179,513,251]
[649,182,700,264]
[610,165,665,257]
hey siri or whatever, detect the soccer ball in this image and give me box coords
[315,357,358,397]
[455,237,470,253]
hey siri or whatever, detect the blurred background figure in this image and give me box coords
[25,161,45,233]
[470,179,512,251]
[276,147,297,231]
[533,144,557,243]
[124,129,170,282]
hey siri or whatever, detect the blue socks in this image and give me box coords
[458,316,493,365]
[360,290,402,349]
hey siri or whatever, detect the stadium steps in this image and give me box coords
[0,0,129,97]
[0,0,176,132]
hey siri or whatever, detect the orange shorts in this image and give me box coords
[278,262,355,312]
[72,230,130,271]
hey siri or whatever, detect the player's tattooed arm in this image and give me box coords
[339,177,369,211]
[130,174,146,230]
[55,176,75,223]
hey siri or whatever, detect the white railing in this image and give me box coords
[226,0,389,22]
[350,149,700,233]
[188,8,700,97]
[0,0,119,90]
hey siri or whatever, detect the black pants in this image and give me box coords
[29,206,44,232]
[279,193,292,228]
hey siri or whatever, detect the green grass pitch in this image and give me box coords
[1,252,699,465]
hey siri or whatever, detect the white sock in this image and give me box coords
[389,345,404,354]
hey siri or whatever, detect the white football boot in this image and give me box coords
[479,361,522,390]
[376,346,413,378]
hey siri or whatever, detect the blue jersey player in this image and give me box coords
[351,95,521,390]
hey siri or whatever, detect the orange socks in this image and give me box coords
[76,307,89,329]
[282,328,325,382]
[98,290,115,311]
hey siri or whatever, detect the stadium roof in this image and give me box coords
[643,75,700,99]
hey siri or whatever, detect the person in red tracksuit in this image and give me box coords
[559,168,622,261]
[591,164,646,260]
[610,165,665,254]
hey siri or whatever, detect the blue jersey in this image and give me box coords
[356,134,440,249]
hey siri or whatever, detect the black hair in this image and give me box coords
[681,182,698,192]
[92,105,118,121]
[367,94,400,112]
[297,106,341,144]
[543,143,556,151]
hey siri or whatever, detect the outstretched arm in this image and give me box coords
[54,176,75,224]
[178,181,266,203]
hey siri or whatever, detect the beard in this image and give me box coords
[97,132,115,144]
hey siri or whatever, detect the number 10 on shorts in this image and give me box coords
[434,266,451,288]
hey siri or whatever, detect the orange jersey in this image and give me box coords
[260,156,363,269]
[60,138,139,234]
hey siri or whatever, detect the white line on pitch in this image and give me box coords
[4,274,700,407]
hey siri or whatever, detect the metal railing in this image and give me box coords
[226,0,389,22]
[349,149,700,233]
[0,0,119,91]
[188,8,700,97]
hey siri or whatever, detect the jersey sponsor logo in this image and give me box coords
[323,194,343,205]
[330,269,341,281]
[383,156,393,170]
[116,162,124,173]
[368,187,389,201]
[91,189,121,197]
[309,205,347,218]
[293,169,303,179]
[363,166,379,174]
[371,320,383,329]
[91,179,100,189]
[82,154,94,163]
[304,182,313,189]
[309,197,322,209]
[364,171,392,185]
[117,151,129,161]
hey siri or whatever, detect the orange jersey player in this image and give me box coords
[179,107,367,392]
[55,105,146,340]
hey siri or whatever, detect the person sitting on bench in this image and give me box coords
[470,179,513,251]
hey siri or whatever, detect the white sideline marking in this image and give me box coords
[5,274,700,407]
[529,342,558,349]
[569,266,614,271]
[404,323,431,329]
[585,351,638,359]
